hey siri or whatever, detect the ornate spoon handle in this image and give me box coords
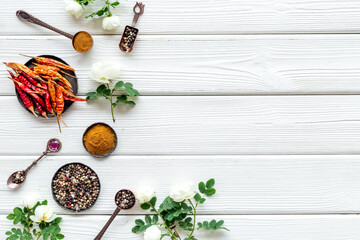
[24,151,48,173]
[16,10,73,39]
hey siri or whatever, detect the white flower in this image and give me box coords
[144,225,161,240]
[102,16,121,30]
[170,183,196,202]
[30,205,57,223]
[64,0,84,19]
[136,187,155,204]
[21,194,38,209]
[90,61,121,84]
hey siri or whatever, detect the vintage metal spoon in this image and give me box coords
[94,189,136,240]
[16,10,93,53]
[7,138,62,189]
[119,2,145,53]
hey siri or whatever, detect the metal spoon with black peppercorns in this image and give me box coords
[7,138,62,189]
[94,189,136,240]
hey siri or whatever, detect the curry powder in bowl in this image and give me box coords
[83,123,117,157]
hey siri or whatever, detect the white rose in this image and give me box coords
[21,194,38,209]
[102,16,121,30]
[136,187,155,204]
[90,61,122,84]
[64,0,84,19]
[170,183,196,202]
[30,205,57,223]
[144,225,161,240]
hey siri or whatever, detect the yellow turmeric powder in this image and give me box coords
[83,124,115,155]
[73,31,93,53]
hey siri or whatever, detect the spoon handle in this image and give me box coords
[24,151,47,173]
[131,2,145,27]
[94,208,121,240]
[16,10,73,39]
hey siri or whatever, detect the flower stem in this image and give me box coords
[149,203,178,239]
[188,199,198,238]
[108,84,115,122]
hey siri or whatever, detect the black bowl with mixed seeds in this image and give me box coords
[52,162,101,212]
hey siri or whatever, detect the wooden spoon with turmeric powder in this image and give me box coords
[16,10,93,53]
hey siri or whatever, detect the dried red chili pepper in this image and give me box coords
[14,81,37,117]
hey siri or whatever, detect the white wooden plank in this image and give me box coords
[3,35,360,95]
[2,215,360,240]
[1,155,360,215]
[2,0,360,35]
[0,95,360,155]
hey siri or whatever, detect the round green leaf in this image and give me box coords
[206,179,215,189]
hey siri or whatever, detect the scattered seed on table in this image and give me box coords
[52,163,100,212]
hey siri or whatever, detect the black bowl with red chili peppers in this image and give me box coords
[20,55,78,118]
[51,162,100,212]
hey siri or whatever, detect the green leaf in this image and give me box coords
[13,216,21,225]
[198,182,206,193]
[56,234,65,239]
[210,220,216,229]
[7,214,15,220]
[131,226,140,233]
[43,232,49,240]
[205,188,216,196]
[200,198,206,204]
[135,219,145,226]
[103,89,111,96]
[206,179,215,189]
[9,235,18,240]
[13,208,22,216]
[124,82,133,89]
[185,217,192,223]
[54,217,62,224]
[125,88,135,96]
[114,81,124,90]
[140,203,150,210]
[150,197,157,206]
[145,215,151,225]
[5,231,12,235]
[197,222,203,228]
[194,193,201,202]
[132,88,140,96]
[216,220,224,226]
[96,84,107,95]
[86,92,101,100]
[111,1,120,7]
[152,215,158,224]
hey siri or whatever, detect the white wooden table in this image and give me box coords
[2,0,360,239]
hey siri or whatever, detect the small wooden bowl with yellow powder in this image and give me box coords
[83,122,117,158]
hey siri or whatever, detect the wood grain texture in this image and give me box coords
[2,215,360,240]
[1,95,360,155]
[2,0,360,35]
[1,155,360,215]
[3,35,360,95]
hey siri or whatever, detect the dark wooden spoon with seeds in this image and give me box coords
[94,189,136,240]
